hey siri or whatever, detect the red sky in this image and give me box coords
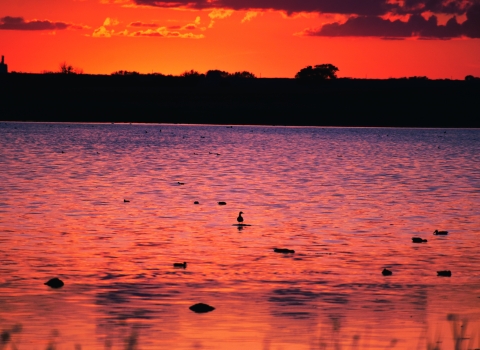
[1,0,479,78]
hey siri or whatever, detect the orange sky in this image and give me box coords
[1,0,479,78]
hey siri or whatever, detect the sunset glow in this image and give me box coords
[1,0,479,78]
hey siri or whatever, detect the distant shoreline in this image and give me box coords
[1,74,479,127]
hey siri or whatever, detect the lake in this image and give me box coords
[0,122,479,350]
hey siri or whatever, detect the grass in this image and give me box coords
[1,315,478,349]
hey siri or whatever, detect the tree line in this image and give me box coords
[36,62,480,81]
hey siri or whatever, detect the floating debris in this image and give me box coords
[45,278,64,289]
[274,248,295,254]
[382,268,393,276]
[189,303,215,313]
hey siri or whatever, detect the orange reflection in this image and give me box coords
[0,124,479,349]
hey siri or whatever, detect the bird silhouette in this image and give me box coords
[433,230,448,235]
[437,270,451,277]
[237,212,244,224]
[173,262,187,268]
[274,248,295,254]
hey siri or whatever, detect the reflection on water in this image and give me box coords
[0,123,479,349]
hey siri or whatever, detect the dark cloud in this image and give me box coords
[182,24,197,30]
[462,2,480,37]
[134,0,394,15]
[304,4,480,38]
[0,16,71,30]
[132,0,477,16]
[129,21,158,27]
[132,31,164,36]
[399,0,470,14]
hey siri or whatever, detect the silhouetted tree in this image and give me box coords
[231,71,256,78]
[465,75,479,81]
[295,64,339,80]
[181,70,204,78]
[206,70,229,79]
[408,76,429,80]
[59,62,83,74]
[111,70,140,76]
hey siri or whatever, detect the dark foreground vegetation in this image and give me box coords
[1,73,479,127]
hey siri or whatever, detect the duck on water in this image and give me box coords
[174,262,187,268]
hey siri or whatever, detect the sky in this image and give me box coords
[0,0,479,78]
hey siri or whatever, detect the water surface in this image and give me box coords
[0,123,479,349]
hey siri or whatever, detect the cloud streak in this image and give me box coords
[131,0,477,16]
[0,16,81,30]
[129,21,158,27]
[128,28,204,37]
[241,11,259,23]
[92,25,204,38]
[302,3,480,38]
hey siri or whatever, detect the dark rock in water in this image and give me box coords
[45,278,64,288]
[218,202,227,205]
[412,237,427,243]
[382,268,393,276]
[274,248,295,254]
[174,262,187,268]
[433,230,448,235]
[189,303,215,313]
[194,201,199,204]
[1,330,11,342]
[437,270,452,277]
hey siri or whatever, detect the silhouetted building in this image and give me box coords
[0,56,7,74]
